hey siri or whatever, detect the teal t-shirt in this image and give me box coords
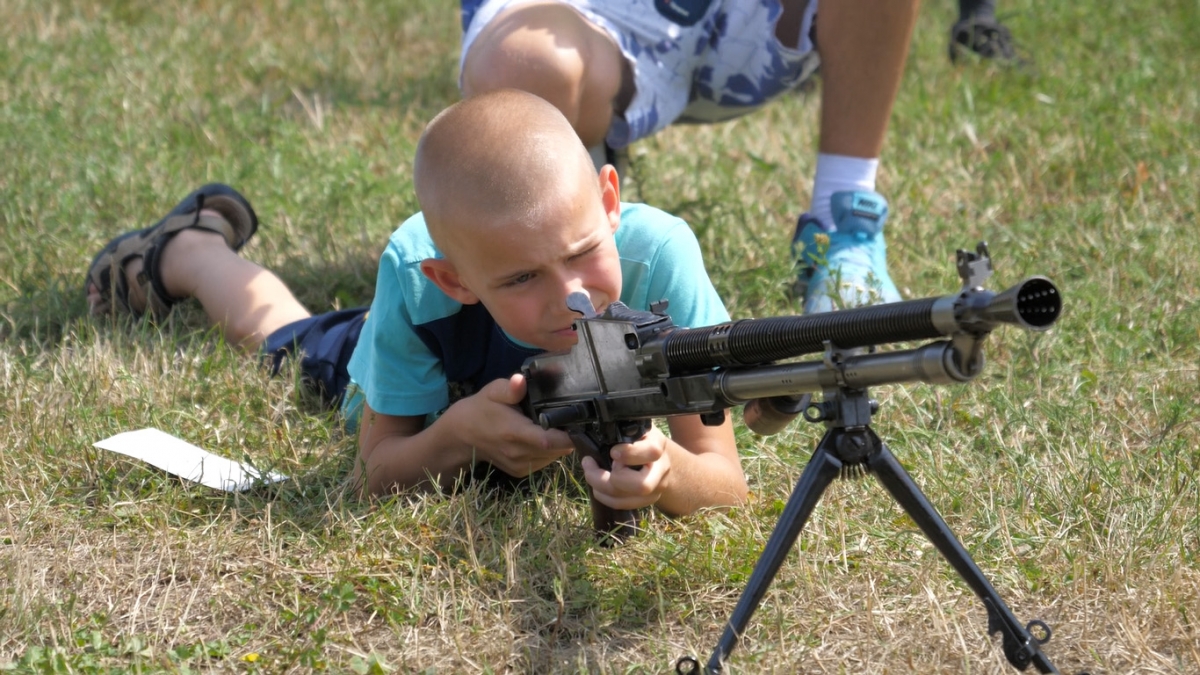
[341,203,728,429]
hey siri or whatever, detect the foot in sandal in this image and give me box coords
[85,184,258,318]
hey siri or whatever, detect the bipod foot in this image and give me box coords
[984,598,1060,673]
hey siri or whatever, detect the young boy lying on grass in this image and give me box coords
[85,89,748,517]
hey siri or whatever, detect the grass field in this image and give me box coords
[2,0,1198,673]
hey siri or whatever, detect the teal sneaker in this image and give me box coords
[792,191,902,314]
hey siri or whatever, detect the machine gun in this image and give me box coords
[522,243,1073,673]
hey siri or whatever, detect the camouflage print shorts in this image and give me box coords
[460,0,821,149]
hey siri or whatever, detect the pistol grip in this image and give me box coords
[568,429,642,544]
[591,496,639,546]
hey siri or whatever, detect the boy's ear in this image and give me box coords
[598,164,621,234]
[420,258,480,305]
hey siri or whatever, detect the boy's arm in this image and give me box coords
[352,403,462,496]
[583,413,746,517]
[657,414,746,516]
[353,374,576,496]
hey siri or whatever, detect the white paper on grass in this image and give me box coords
[93,427,289,492]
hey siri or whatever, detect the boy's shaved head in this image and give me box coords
[413,89,626,351]
[414,89,598,252]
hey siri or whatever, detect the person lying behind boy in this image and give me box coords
[85,89,748,517]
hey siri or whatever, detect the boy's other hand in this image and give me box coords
[582,426,671,511]
[453,374,575,478]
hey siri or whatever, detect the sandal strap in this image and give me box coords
[200,195,257,250]
[136,212,239,314]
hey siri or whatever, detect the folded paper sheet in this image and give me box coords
[94,427,289,492]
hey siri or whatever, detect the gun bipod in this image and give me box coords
[676,381,1072,674]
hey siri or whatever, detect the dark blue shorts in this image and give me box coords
[262,308,368,406]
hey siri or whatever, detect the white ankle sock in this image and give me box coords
[809,154,879,231]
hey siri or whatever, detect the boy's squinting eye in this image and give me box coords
[569,244,600,261]
[504,272,535,287]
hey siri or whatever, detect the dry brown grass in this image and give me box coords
[3,0,1199,673]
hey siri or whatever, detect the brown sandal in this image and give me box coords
[86,183,258,317]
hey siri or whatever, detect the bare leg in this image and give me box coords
[816,0,921,158]
[460,2,629,148]
[790,0,919,314]
[87,212,311,351]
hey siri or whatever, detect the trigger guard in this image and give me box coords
[619,419,653,444]
[615,420,652,472]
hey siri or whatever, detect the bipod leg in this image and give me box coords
[702,433,843,674]
[868,441,1060,673]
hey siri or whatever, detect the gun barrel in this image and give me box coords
[660,277,1060,374]
[717,340,976,405]
[964,275,1061,331]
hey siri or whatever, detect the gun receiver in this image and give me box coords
[520,243,1061,541]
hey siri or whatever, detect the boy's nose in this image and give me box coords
[558,273,585,296]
